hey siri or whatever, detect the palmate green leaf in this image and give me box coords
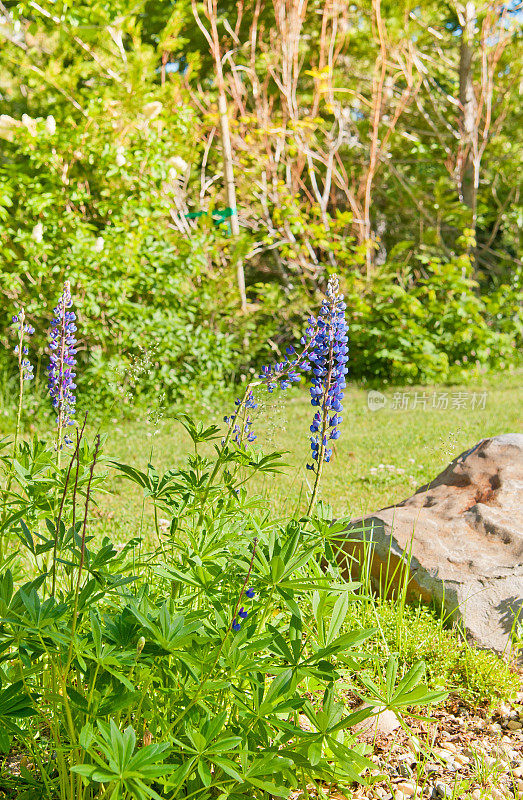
[390,685,448,709]
[175,413,221,444]
[246,451,288,475]
[358,659,447,712]
[0,681,35,718]
[246,777,290,797]
[109,462,150,489]
[212,755,244,783]
[262,669,294,710]
[326,591,349,645]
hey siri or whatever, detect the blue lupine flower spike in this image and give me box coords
[306,275,348,473]
[48,280,78,448]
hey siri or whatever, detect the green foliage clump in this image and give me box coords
[358,601,520,706]
[346,244,522,386]
[0,411,448,799]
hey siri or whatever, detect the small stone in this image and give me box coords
[453,753,470,766]
[514,766,523,778]
[491,789,504,800]
[394,792,407,800]
[434,783,452,799]
[488,722,503,734]
[396,782,416,797]
[433,747,455,761]
[442,741,457,752]
[398,762,413,778]
[471,791,481,800]
[507,720,522,731]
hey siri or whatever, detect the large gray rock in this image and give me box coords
[340,434,523,654]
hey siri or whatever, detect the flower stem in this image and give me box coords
[307,332,335,516]
[172,537,258,729]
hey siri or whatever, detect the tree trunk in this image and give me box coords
[215,58,247,312]
[458,0,478,228]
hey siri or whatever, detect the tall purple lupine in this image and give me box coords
[48,281,77,448]
[223,275,348,494]
[306,276,348,472]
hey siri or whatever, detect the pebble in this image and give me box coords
[514,766,523,778]
[398,762,413,778]
[394,792,407,800]
[434,783,452,799]
[488,722,503,734]
[396,782,416,797]
[453,753,470,766]
[471,791,481,800]
[491,789,504,800]
[507,719,523,731]
[433,747,455,761]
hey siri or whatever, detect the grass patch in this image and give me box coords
[352,600,520,706]
[76,371,523,539]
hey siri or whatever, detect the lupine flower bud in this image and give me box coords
[136,636,146,654]
[12,308,35,381]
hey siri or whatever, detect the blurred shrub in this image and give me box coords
[0,112,520,406]
[345,247,522,386]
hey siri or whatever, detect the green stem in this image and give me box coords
[171,538,258,729]
[306,335,335,516]
[196,382,258,526]
[1,312,26,563]
[66,435,100,668]
[51,416,87,596]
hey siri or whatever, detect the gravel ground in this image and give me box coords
[292,687,523,800]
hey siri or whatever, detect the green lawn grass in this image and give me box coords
[93,371,522,538]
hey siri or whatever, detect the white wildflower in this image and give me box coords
[116,146,126,167]
[32,222,44,242]
[168,155,188,180]
[22,114,37,136]
[45,115,56,135]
